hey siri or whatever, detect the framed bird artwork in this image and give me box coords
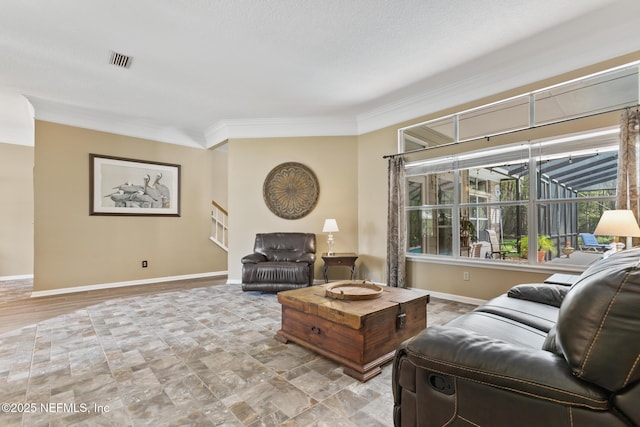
[89,154,181,216]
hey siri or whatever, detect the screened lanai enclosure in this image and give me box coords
[405,137,617,264]
[400,61,638,267]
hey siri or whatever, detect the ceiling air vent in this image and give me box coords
[109,50,132,69]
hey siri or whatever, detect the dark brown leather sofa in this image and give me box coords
[393,248,640,427]
[241,232,316,292]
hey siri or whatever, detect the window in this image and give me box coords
[400,61,638,268]
[402,62,639,148]
[404,131,618,266]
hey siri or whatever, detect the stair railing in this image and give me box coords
[210,200,228,252]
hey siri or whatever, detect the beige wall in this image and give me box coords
[356,126,398,282]
[407,262,551,300]
[0,142,34,277]
[33,121,227,292]
[227,136,359,282]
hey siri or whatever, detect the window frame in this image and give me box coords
[404,132,618,268]
[399,61,638,272]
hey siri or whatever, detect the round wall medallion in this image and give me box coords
[263,162,319,219]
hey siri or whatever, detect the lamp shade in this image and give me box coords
[322,218,339,233]
[593,210,640,237]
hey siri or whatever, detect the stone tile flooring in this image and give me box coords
[0,282,475,426]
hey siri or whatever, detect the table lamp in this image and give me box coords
[593,209,640,252]
[323,218,339,255]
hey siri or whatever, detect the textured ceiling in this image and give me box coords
[1,0,639,148]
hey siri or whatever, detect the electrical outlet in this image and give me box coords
[463,271,469,281]
[142,260,148,268]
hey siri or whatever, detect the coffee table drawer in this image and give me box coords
[280,306,364,364]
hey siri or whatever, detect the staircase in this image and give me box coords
[210,200,228,252]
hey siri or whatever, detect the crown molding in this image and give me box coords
[27,96,361,149]
[204,116,359,147]
[356,80,482,136]
[0,90,35,146]
[28,97,208,148]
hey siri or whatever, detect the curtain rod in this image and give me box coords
[382,104,640,159]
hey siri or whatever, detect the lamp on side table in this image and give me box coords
[323,218,339,255]
[593,209,640,253]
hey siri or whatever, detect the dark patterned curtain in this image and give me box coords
[387,156,406,288]
[618,109,640,246]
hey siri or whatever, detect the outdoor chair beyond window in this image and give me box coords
[486,229,507,259]
[470,242,482,258]
[579,233,609,252]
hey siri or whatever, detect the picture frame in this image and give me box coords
[89,154,181,216]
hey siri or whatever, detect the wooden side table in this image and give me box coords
[321,252,358,283]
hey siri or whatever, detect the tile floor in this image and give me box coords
[0,281,475,426]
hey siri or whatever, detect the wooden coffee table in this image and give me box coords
[274,284,429,381]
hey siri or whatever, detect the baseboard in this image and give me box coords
[0,274,34,281]
[30,271,228,298]
[426,290,486,306]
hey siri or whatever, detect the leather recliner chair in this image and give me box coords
[241,232,316,292]
[393,248,640,426]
